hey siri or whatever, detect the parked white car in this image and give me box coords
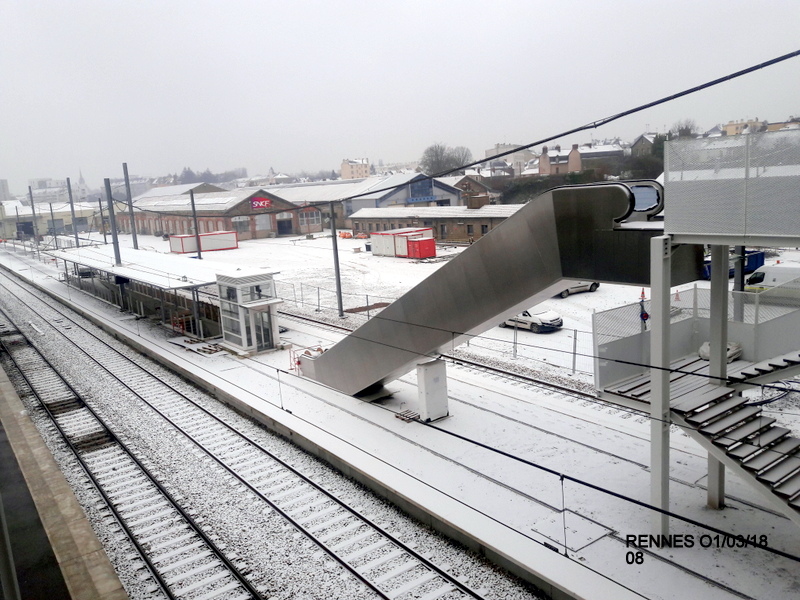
[498,310,563,333]
[555,281,599,298]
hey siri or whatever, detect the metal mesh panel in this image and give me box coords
[594,287,800,344]
[665,129,800,238]
[593,297,694,346]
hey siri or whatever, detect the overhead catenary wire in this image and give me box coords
[337,48,800,204]
[96,49,800,222]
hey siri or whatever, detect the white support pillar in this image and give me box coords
[707,244,729,508]
[417,359,449,422]
[650,235,671,536]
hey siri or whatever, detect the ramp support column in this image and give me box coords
[418,360,449,422]
[650,235,671,536]
[708,244,729,508]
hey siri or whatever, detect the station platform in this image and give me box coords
[1,248,799,600]
[0,362,127,599]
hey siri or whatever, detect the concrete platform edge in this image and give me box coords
[0,357,128,599]
[11,263,644,600]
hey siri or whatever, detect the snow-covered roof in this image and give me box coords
[262,173,433,204]
[434,176,465,187]
[2,201,97,217]
[352,173,423,201]
[45,244,275,290]
[134,183,218,200]
[350,204,523,220]
[258,178,379,204]
[578,143,624,156]
[133,189,266,213]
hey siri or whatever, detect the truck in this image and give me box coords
[701,250,765,280]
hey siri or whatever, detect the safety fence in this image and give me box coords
[274,279,596,376]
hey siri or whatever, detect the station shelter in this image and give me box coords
[44,243,282,354]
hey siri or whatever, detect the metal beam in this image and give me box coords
[650,235,671,535]
[707,244,729,508]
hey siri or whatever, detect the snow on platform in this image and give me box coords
[3,236,800,600]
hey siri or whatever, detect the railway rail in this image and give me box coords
[0,312,260,600]
[0,273,492,600]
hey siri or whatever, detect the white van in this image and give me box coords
[745,265,800,293]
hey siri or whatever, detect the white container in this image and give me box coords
[169,231,239,253]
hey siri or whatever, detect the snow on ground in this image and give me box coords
[5,232,800,599]
[71,231,800,438]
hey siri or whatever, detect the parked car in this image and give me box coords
[498,310,563,333]
[555,281,599,298]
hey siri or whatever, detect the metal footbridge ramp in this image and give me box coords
[300,181,702,396]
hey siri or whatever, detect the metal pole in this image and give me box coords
[98,199,107,244]
[66,177,79,247]
[650,235,671,536]
[708,244,729,509]
[49,203,58,249]
[572,329,578,373]
[733,245,745,322]
[329,202,344,318]
[191,288,203,339]
[512,321,518,359]
[13,208,20,243]
[190,189,202,259]
[123,163,138,249]
[28,187,41,261]
[104,179,122,266]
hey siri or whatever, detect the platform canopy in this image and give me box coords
[45,244,277,291]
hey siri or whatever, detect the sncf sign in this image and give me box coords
[251,197,272,209]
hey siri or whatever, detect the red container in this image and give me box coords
[407,237,436,259]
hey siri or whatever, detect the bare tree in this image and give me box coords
[669,118,699,139]
[419,143,473,175]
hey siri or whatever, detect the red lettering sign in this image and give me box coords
[251,197,272,209]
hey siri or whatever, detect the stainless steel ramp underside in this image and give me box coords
[301,181,702,395]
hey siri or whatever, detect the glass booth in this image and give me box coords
[216,272,282,354]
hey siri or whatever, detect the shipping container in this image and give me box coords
[169,231,239,254]
[407,237,436,259]
[369,227,433,257]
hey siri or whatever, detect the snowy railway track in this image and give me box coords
[0,276,490,600]
[0,314,261,600]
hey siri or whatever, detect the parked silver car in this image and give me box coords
[555,281,599,298]
[498,310,563,333]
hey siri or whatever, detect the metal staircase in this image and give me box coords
[670,377,800,527]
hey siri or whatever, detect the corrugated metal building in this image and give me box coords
[349,204,523,242]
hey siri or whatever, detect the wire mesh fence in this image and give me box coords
[274,279,596,375]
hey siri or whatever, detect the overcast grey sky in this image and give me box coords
[2,0,799,194]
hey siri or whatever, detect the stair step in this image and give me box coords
[727,427,791,459]
[773,350,800,367]
[772,468,800,500]
[686,395,747,425]
[701,406,761,437]
[672,385,736,415]
[758,455,800,485]
[712,417,776,449]
[742,438,800,472]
